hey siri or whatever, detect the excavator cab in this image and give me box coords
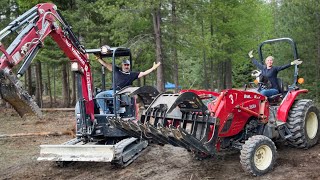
[75,46,159,140]
[86,47,134,118]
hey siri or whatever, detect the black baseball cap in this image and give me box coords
[122,60,130,65]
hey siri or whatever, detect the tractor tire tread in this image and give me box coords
[286,99,319,149]
[240,135,276,176]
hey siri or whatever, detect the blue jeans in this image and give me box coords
[260,89,279,97]
[96,90,119,114]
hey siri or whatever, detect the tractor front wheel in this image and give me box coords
[287,99,320,149]
[240,135,277,176]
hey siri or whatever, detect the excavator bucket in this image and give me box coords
[109,92,220,156]
[0,70,42,118]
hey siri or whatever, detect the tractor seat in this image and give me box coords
[267,78,284,105]
[267,94,283,105]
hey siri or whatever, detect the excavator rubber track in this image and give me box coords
[109,92,220,156]
[0,70,42,118]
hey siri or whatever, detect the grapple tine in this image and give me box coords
[170,127,206,152]
[108,118,140,138]
[120,120,144,138]
[109,118,123,129]
[178,126,213,154]
[144,123,170,145]
[147,123,183,146]
[203,124,220,153]
[157,124,190,148]
[108,118,118,128]
[200,115,210,143]
[138,124,163,144]
[127,120,142,132]
[169,125,200,152]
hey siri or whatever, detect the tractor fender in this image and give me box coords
[277,89,308,122]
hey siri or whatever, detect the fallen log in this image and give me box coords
[41,108,75,112]
[0,130,75,138]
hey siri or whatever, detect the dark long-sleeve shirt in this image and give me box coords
[251,58,291,91]
[114,66,140,90]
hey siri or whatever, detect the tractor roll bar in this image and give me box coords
[258,37,299,89]
[258,37,298,61]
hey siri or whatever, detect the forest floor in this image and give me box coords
[1,108,320,180]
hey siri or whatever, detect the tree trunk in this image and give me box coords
[210,60,214,91]
[47,63,52,107]
[210,15,215,91]
[172,0,179,93]
[35,61,42,107]
[71,72,76,106]
[225,59,232,89]
[316,4,320,102]
[27,66,33,95]
[53,66,56,104]
[152,4,165,92]
[201,19,208,90]
[24,70,27,90]
[223,61,226,89]
[66,64,70,106]
[62,63,69,107]
[217,61,224,91]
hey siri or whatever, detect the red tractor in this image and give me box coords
[111,38,320,176]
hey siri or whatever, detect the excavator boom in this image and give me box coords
[0,3,94,119]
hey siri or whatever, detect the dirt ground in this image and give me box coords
[1,109,320,180]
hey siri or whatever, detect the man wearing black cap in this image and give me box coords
[96,58,160,90]
[95,57,160,113]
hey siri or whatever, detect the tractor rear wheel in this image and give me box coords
[287,99,320,149]
[240,135,277,176]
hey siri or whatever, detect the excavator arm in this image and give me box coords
[0,3,94,120]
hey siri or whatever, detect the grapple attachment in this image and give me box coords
[109,92,219,156]
[116,86,159,108]
[0,70,42,118]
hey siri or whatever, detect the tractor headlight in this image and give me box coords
[298,77,304,84]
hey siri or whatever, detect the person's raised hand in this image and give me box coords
[152,62,161,70]
[248,50,254,58]
[291,59,303,65]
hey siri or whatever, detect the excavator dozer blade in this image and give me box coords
[38,137,148,167]
[109,92,220,156]
[38,143,115,162]
[0,70,42,118]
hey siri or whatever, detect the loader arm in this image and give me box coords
[0,3,94,120]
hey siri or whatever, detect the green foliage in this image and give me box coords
[2,0,320,103]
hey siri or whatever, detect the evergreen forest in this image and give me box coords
[1,0,320,107]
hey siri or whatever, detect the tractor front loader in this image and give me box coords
[111,38,320,176]
[0,3,159,167]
